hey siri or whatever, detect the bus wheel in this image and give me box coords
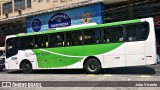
[21,62,32,74]
[84,58,101,74]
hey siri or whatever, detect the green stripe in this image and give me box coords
[16,19,141,37]
[32,43,123,68]
[32,49,83,68]
[44,43,123,56]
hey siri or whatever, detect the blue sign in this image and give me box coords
[27,3,103,33]
[32,18,42,32]
[48,13,71,29]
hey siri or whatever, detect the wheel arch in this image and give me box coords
[19,59,32,69]
[83,56,102,68]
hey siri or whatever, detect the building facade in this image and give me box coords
[0,0,127,47]
[1,0,160,47]
[27,3,103,33]
[103,0,160,45]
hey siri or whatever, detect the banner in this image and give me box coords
[27,3,103,33]
[48,13,71,28]
[0,81,159,87]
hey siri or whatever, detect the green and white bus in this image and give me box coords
[5,18,157,74]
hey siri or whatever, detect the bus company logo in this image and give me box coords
[48,12,71,29]
[1,82,42,87]
[32,18,42,32]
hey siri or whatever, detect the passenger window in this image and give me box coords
[84,29,102,44]
[104,26,123,43]
[17,37,27,50]
[136,23,149,40]
[65,31,83,46]
[34,35,48,48]
[26,37,34,49]
[126,25,136,41]
[126,23,149,42]
[50,33,64,47]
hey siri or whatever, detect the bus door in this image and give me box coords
[6,38,18,69]
[125,23,147,66]
[47,33,67,69]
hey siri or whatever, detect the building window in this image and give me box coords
[27,0,31,8]
[0,5,1,15]
[104,6,130,23]
[2,2,13,14]
[14,0,25,11]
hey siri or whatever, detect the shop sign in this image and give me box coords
[48,13,71,29]
[32,18,42,32]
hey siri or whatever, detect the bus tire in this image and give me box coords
[84,58,101,74]
[21,61,32,74]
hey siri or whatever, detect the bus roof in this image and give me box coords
[16,19,141,37]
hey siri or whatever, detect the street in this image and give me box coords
[0,64,160,90]
[1,64,160,75]
[1,0,160,90]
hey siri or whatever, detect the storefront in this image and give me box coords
[0,17,26,47]
[27,3,104,33]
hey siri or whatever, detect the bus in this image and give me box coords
[5,17,157,74]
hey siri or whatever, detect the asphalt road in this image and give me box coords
[0,64,160,75]
[1,64,160,90]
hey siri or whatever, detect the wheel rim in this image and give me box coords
[23,64,31,72]
[88,62,97,71]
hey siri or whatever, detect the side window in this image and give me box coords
[20,37,27,50]
[126,24,136,41]
[50,33,64,47]
[6,38,18,58]
[104,26,124,43]
[84,29,102,45]
[26,37,34,49]
[34,35,48,48]
[17,37,27,50]
[126,23,149,41]
[6,38,17,52]
[65,31,83,46]
[136,23,149,40]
